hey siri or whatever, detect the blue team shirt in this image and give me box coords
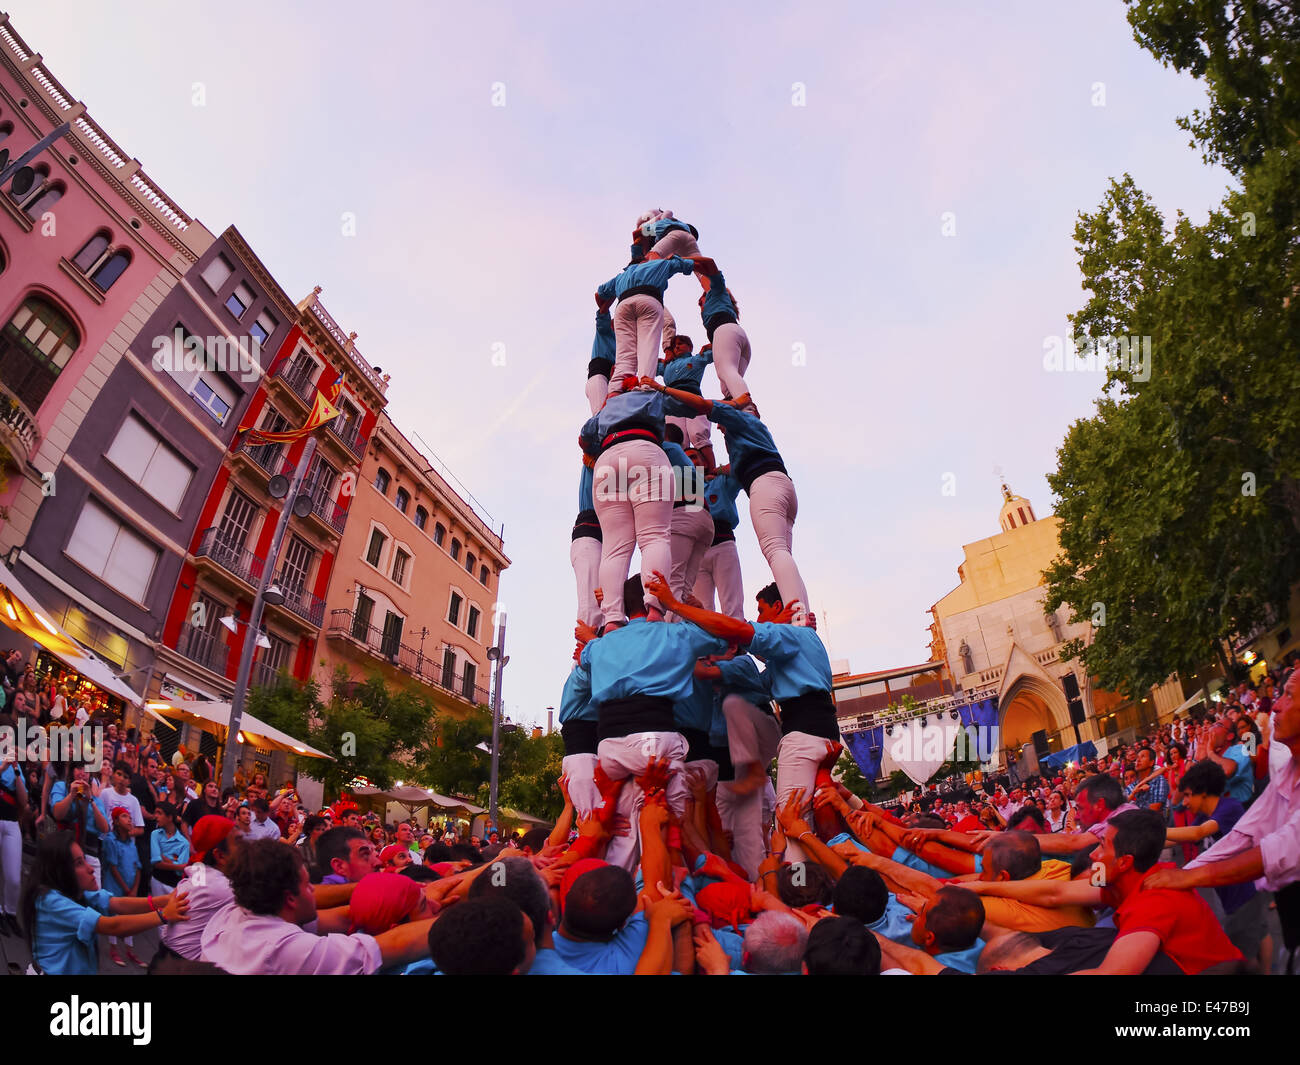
[658,349,714,391]
[582,618,728,705]
[745,623,832,700]
[581,390,666,446]
[1196,795,1255,914]
[100,833,141,897]
[707,402,783,481]
[552,913,650,975]
[703,472,742,530]
[528,948,585,975]
[596,256,696,302]
[150,827,190,872]
[578,464,595,513]
[715,655,773,709]
[648,218,693,242]
[1221,744,1254,803]
[32,888,112,975]
[674,675,716,734]
[700,270,738,322]
[558,658,598,725]
[662,441,705,508]
[591,308,614,364]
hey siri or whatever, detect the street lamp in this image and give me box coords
[486,613,509,832]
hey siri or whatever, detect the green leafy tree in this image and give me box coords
[1045,4,1300,697]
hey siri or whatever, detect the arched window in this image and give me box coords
[373,467,390,494]
[433,522,446,546]
[450,538,461,562]
[465,551,475,574]
[414,506,428,531]
[0,122,13,143]
[90,250,130,292]
[394,487,409,513]
[479,565,489,587]
[0,296,80,410]
[12,167,63,220]
[73,232,111,272]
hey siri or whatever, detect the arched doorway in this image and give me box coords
[998,674,1071,762]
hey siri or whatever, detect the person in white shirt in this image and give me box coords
[94,763,144,839]
[1147,667,1300,894]
[156,815,238,965]
[200,839,434,975]
[245,798,282,841]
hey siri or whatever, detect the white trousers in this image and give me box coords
[612,294,664,386]
[711,322,751,399]
[569,536,602,629]
[669,505,715,605]
[716,698,780,879]
[597,732,688,872]
[749,470,808,622]
[0,821,20,915]
[722,694,782,769]
[585,373,609,415]
[649,229,700,260]
[666,414,712,449]
[694,539,745,619]
[594,440,674,624]
[774,731,830,865]
[560,753,601,819]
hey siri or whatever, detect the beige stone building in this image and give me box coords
[314,411,509,719]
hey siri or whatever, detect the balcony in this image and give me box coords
[269,579,326,629]
[271,360,317,409]
[232,435,285,480]
[299,481,349,537]
[175,621,230,677]
[193,528,268,590]
[0,382,40,471]
[324,416,368,461]
[326,608,491,707]
[251,660,288,690]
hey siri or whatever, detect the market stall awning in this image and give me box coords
[146,698,332,759]
[350,785,483,813]
[498,806,551,827]
[0,560,156,713]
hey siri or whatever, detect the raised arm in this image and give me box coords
[643,571,754,645]
[640,378,713,417]
[963,876,1103,909]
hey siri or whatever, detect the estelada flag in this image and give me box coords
[242,392,340,445]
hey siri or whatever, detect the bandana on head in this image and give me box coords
[349,872,421,935]
[695,881,751,932]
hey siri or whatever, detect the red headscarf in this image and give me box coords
[695,881,752,931]
[349,872,422,935]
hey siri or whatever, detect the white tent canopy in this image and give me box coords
[146,698,332,760]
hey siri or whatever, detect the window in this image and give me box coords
[201,255,233,294]
[190,371,236,425]
[305,455,338,507]
[0,297,80,410]
[66,499,160,603]
[465,551,475,575]
[261,634,291,676]
[380,612,404,658]
[1018,507,1028,526]
[280,535,315,593]
[11,167,64,219]
[374,468,391,494]
[224,282,253,320]
[466,605,480,641]
[479,565,489,586]
[366,528,386,567]
[433,522,446,547]
[414,506,428,531]
[0,122,11,143]
[285,348,317,388]
[450,538,461,562]
[105,414,194,511]
[352,593,375,639]
[73,232,110,273]
[462,662,478,702]
[447,592,462,627]
[392,548,409,585]
[248,310,277,348]
[249,408,288,471]
[441,648,456,689]
[216,490,259,553]
[394,487,409,514]
[90,250,130,292]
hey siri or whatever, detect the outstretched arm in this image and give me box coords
[644,571,754,645]
[641,378,713,417]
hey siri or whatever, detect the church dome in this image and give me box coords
[998,483,1036,533]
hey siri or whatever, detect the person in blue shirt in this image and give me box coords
[578,575,728,870]
[19,831,186,975]
[1205,721,1255,804]
[101,806,144,965]
[557,654,601,819]
[663,428,714,612]
[658,325,717,467]
[595,254,710,389]
[571,432,603,632]
[149,802,190,896]
[693,467,745,618]
[644,574,840,865]
[638,208,701,260]
[586,300,616,414]
[582,389,675,629]
[646,381,810,623]
[694,267,751,399]
[466,855,585,975]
